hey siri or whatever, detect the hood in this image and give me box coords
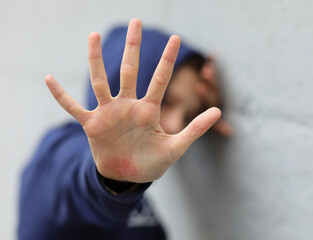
[87,25,201,110]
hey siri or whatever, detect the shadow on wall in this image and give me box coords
[174,63,249,238]
[176,133,236,239]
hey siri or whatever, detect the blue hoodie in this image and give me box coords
[18,26,200,240]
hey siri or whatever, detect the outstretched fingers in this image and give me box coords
[88,32,112,104]
[119,18,142,98]
[45,75,89,125]
[144,35,181,105]
[170,107,221,161]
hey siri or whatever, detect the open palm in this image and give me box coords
[45,19,221,183]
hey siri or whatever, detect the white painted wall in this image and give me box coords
[1,0,313,239]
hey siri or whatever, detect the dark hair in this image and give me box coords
[176,53,207,73]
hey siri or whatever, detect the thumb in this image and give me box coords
[170,107,221,160]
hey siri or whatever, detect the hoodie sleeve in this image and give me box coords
[18,122,151,235]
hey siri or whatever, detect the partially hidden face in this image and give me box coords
[160,65,204,134]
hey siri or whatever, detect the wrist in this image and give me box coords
[96,168,140,195]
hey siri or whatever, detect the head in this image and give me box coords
[160,54,206,134]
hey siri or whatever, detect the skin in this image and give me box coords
[45,18,222,183]
[160,66,203,134]
[197,58,233,136]
[160,58,233,136]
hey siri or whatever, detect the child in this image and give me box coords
[18,18,230,240]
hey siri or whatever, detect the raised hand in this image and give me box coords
[45,19,221,183]
[197,56,233,137]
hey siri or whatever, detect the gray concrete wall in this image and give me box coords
[1,0,313,239]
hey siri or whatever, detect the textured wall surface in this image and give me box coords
[1,0,313,239]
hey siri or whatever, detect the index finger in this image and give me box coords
[144,35,181,105]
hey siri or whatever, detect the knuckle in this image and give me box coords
[153,74,167,86]
[191,121,202,137]
[88,53,101,60]
[126,39,140,47]
[91,76,104,83]
[67,103,77,115]
[53,88,64,100]
[120,63,138,74]
[162,54,175,64]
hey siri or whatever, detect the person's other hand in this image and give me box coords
[45,19,221,183]
[196,56,233,137]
